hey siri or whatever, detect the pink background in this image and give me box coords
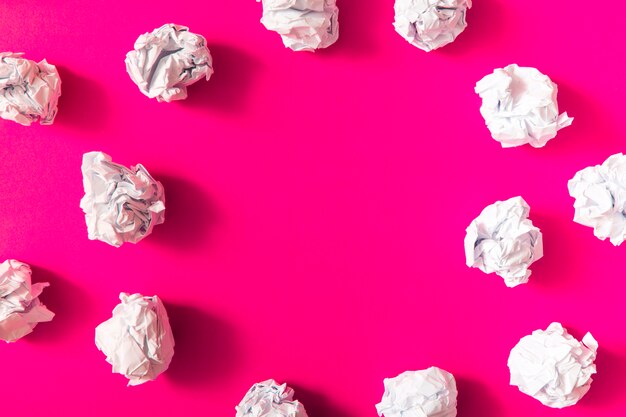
[1,0,625,415]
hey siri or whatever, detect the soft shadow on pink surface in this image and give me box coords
[546,81,623,157]
[290,384,355,417]
[440,0,509,56]
[54,66,111,131]
[26,266,93,344]
[456,377,503,417]
[150,174,218,251]
[530,211,586,291]
[182,44,260,113]
[583,347,626,408]
[165,303,240,387]
[322,0,389,57]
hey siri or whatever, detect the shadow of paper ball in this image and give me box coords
[289,384,356,417]
[580,346,626,408]
[545,81,623,157]
[456,377,504,417]
[54,66,111,131]
[441,0,511,56]
[150,174,219,252]
[182,44,261,114]
[165,303,241,387]
[320,0,391,58]
[24,266,93,344]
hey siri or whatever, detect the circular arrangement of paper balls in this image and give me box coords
[0,1,615,414]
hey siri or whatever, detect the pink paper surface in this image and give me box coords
[1,1,625,416]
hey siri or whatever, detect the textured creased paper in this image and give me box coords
[508,322,598,408]
[0,259,54,342]
[568,153,626,245]
[376,367,457,417]
[257,0,339,51]
[80,151,165,247]
[393,0,472,52]
[236,379,308,417]
[465,196,543,287]
[125,23,213,102]
[95,293,175,386]
[0,52,61,126]
[475,64,573,148]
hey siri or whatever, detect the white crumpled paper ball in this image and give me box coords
[257,0,339,51]
[508,322,598,408]
[0,259,54,342]
[0,52,62,126]
[393,0,472,52]
[568,153,626,245]
[95,292,175,386]
[465,196,543,287]
[125,23,213,102]
[376,367,457,417]
[80,151,165,247]
[475,64,573,148]
[236,379,308,417]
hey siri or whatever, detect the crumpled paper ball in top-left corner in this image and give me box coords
[0,52,62,126]
[95,292,175,386]
[80,151,165,247]
[0,259,54,342]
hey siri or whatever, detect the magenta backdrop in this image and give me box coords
[1,1,625,416]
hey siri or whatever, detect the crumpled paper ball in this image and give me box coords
[125,23,213,102]
[0,259,54,342]
[508,322,598,408]
[393,0,472,52]
[95,292,175,386]
[80,151,165,247]
[257,0,339,51]
[236,379,308,417]
[465,196,543,287]
[0,52,62,126]
[475,64,573,148]
[376,367,457,417]
[568,153,626,245]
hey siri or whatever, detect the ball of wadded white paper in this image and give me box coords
[125,23,213,102]
[80,151,165,247]
[0,259,54,342]
[508,322,598,408]
[95,292,175,386]
[0,52,62,126]
[464,196,543,287]
[393,0,472,52]
[257,0,339,51]
[568,153,626,245]
[475,64,573,148]
[376,367,457,417]
[235,379,308,417]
